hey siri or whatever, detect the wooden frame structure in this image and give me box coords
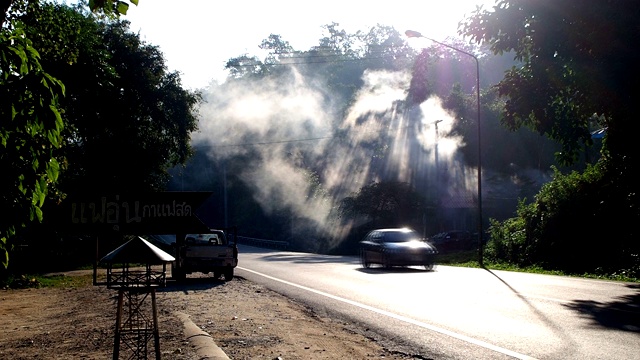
[100,237,175,360]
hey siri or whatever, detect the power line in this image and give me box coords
[197,122,431,148]
[232,56,402,68]
[203,136,333,147]
[230,48,413,67]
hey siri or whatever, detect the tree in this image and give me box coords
[358,24,414,72]
[461,0,637,168]
[339,181,427,229]
[88,0,138,17]
[1,0,68,268]
[0,22,64,268]
[21,3,200,194]
[0,0,146,269]
[462,1,639,275]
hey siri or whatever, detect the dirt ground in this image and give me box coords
[0,272,418,359]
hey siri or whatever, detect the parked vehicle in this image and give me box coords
[171,227,238,281]
[359,228,438,270]
[428,230,473,252]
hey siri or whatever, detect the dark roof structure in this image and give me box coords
[100,236,175,265]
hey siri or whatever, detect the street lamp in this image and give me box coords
[405,30,484,266]
[432,119,443,206]
[433,119,443,182]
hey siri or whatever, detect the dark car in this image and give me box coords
[359,228,438,270]
[428,230,473,252]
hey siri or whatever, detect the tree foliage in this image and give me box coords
[225,24,414,98]
[339,181,427,230]
[461,0,638,168]
[487,165,639,278]
[88,0,138,17]
[1,0,199,271]
[0,0,71,268]
[0,23,65,268]
[20,3,201,194]
[462,1,639,276]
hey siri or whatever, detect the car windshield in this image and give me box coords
[384,230,419,243]
[186,233,224,244]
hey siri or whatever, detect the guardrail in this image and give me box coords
[237,236,289,250]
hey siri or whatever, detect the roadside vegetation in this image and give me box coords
[479,164,639,281]
[438,251,639,283]
[1,272,94,289]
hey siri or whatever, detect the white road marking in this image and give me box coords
[238,266,539,360]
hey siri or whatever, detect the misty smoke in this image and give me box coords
[193,66,479,245]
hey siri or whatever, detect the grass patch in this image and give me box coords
[37,273,95,288]
[1,272,95,289]
[437,250,480,266]
[437,250,640,283]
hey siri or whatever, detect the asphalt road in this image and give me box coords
[235,244,640,360]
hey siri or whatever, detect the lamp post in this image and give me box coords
[432,119,443,209]
[433,119,443,182]
[406,30,484,266]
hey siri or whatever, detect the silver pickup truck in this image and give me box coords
[171,228,238,281]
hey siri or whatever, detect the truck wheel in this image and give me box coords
[223,268,234,281]
[173,269,185,282]
[171,263,185,282]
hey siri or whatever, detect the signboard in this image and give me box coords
[48,192,212,234]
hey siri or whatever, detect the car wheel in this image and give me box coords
[382,253,392,269]
[360,249,371,268]
[424,263,434,271]
[223,268,234,281]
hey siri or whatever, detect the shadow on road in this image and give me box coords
[484,268,578,351]
[158,276,229,293]
[561,283,640,332]
[355,266,437,274]
[238,244,361,264]
[253,252,361,265]
[237,245,285,254]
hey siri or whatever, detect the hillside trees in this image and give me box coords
[339,181,428,230]
[462,0,639,275]
[214,23,563,248]
[225,24,414,102]
[221,30,415,188]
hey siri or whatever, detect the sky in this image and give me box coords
[125,0,496,90]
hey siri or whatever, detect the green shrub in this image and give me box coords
[486,199,533,266]
[486,162,639,278]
